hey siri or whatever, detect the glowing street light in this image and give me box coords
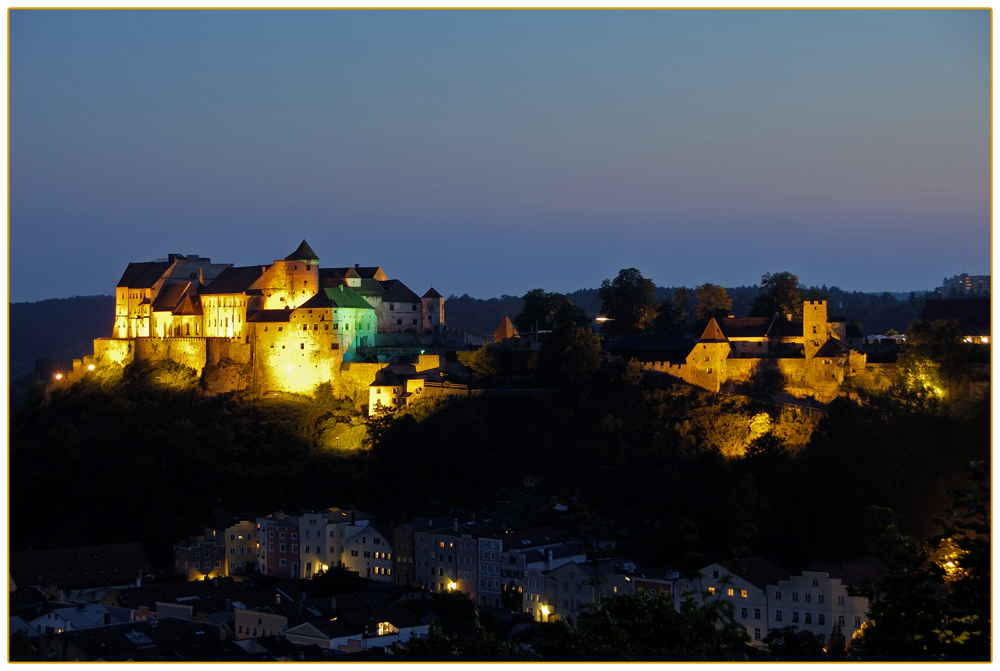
[53,373,63,380]
[87,364,95,371]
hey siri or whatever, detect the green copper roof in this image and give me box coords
[324,285,375,310]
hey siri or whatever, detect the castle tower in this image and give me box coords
[258,240,320,310]
[422,288,445,333]
[803,300,829,360]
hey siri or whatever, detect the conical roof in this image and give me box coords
[698,318,729,344]
[285,240,319,263]
[494,316,519,343]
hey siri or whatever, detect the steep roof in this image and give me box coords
[203,266,267,295]
[423,287,443,299]
[247,309,292,323]
[766,316,803,339]
[815,339,848,358]
[355,278,387,297]
[920,298,990,336]
[320,267,361,282]
[10,542,153,589]
[808,557,885,588]
[151,282,192,312]
[698,318,729,343]
[173,294,203,316]
[605,333,697,363]
[715,316,771,339]
[379,279,421,303]
[285,240,319,263]
[324,285,376,310]
[494,316,519,342]
[353,266,387,281]
[719,555,790,591]
[117,261,172,289]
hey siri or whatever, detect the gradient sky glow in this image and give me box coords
[8,9,992,303]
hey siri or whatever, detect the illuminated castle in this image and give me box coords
[89,241,446,396]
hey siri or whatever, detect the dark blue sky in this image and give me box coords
[8,9,992,303]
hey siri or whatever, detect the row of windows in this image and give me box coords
[774,591,842,605]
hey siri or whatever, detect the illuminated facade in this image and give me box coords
[94,241,445,397]
[612,300,869,401]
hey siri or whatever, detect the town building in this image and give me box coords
[937,273,990,296]
[678,556,880,648]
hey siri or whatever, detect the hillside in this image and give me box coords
[10,358,988,573]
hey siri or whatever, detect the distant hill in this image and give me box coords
[445,286,933,337]
[10,295,115,381]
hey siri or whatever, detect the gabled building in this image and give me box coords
[677,556,789,646]
[88,241,446,399]
[174,536,226,581]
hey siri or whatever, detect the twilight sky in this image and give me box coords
[8,9,992,303]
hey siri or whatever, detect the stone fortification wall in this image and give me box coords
[207,339,252,367]
[253,323,341,395]
[134,337,208,374]
[93,338,135,367]
[339,362,388,406]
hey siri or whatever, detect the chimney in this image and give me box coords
[104,612,111,625]
[330,596,337,610]
[355,264,360,268]
[275,593,281,605]
[547,550,553,571]
[453,519,458,533]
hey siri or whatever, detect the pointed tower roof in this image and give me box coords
[698,318,729,344]
[494,316,519,343]
[423,287,443,299]
[285,240,319,263]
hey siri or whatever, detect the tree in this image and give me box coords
[515,289,588,333]
[598,268,658,335]
[848,507,948,661]
[930,461,990,660]
[762,626,827,660]
[532,591,751,661]
[695,284,733,321]
[749,272,802,317]
[649,297,686,334]
[672,286,696,323]
[897,318,970,402]
[464,344,500,380]
[536,325,603,390]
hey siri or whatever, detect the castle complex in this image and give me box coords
[86,241,447,398]
[609,301,872,402]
